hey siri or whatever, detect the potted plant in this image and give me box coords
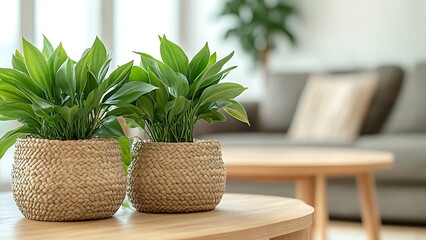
[219,0,297,80]
[124,36,249,213]
[0,37,156,221]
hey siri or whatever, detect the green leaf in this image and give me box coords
[94,116,125,138]
[0,100,39,126]
[74,49,90,93]
[208,52,217,66]
[164,98,177,114]
[136,95,155,120]
[197,99,231,115]
[176,73,189,97]
[0,126,34,159]
[198,82,247,106]
[148,68,168,111]
[156,61,180,97]
[12,51,28,73]
[188,43,210,83]
[0,68,43,97]
[106,104,144,118]
[42,36,54,58]
[198,110,226,124]
[135,52,160,76]
[118,137,133,173]
[0,69,52,108]
[199,51,234,82]
[160,36,189,76]
[97,58,112,81]
[56,58,76,97]
[168,96,189,121]
[199,66,237,89]
[104,81,158,105]
[189,65,237,97]
[22,38,52,96]
[0,73,51,109]
[47,43,68,81]
[129,66,149,83]
[87,37,108,78]
[84,70,98,96]
[101,61,133,91]
[190,52,234,97]
[224,100,249,125]
[0,82,30,103]
[55,106,80,125]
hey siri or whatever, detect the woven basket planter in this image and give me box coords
[128,139,226,213]
[11,138,126,221]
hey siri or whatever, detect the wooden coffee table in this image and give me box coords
[0,192,313,240]
[222,147,393,240]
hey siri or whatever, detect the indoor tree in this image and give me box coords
[219,0,297,79]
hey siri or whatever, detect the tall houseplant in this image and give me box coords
[125,36,249,213]
[0,37,156,221]
[219,0,296,79]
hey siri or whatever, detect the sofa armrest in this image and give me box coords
[194,102,259,137]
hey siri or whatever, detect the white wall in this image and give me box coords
[184,0,426,99]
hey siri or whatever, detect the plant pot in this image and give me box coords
[128,139,226,213]
[11,138,126,221]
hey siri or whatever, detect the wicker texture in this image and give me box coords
[11,138,126,221]
[128,140,226,213]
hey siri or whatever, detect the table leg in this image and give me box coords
[314,175,328,240]
[296,177,315,240]
[356,172,381,240]
[296,177,315,206]
[270,229,308,240]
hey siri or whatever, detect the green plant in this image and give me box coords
[0,37,157,158]
[122,36,249,142]
[219,0,296,69]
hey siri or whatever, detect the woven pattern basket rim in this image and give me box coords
[16,137,118,143]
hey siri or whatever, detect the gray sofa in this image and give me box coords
[196,64,426,224]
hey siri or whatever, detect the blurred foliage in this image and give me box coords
[219,0,297,64]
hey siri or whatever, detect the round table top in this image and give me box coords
[222,147,394,179]
[0,192,313,240]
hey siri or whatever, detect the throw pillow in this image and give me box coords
[288,72,379,141]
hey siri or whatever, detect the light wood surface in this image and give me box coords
[0,193,313,240]
[314,175,328,240]
[296,177,316,240]
[223,147,393,180]
[357,172,381,240]
[221,147,394,240]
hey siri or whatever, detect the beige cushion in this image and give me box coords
[288,72,379,141]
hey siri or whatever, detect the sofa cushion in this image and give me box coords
[259,73,308,132]
[354,133,426,183]
[362,66,403,134]
[288,72,378,141]
[385,63,426,133]
[260,65,404,134]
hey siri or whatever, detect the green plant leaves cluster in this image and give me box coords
[124,36,249,142]
[0,35,249,158]
[0,37,157,158]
